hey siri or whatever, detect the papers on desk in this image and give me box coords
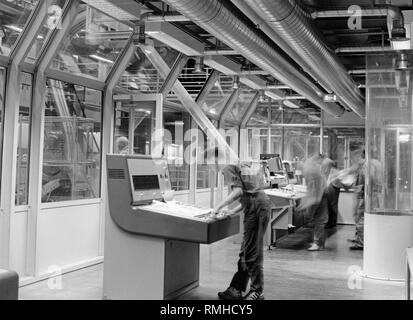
[139,200,212,220]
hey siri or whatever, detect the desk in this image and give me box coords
[264,189,306,249]
[407,248,413,300]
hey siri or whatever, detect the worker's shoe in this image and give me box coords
[349,245,363,251]
[307,243,325,251]
[218,287,242,300]
[244,290,265,300]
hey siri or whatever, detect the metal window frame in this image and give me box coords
[25,0,81,276]
[0,0,51,269]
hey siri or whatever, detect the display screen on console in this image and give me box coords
[132,175,160,190]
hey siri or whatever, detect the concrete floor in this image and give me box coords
[19,225,405,300]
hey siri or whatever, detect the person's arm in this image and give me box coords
[213,187,243,214]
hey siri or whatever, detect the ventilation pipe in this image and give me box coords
[161,0,345,117]
[251,0,366,117]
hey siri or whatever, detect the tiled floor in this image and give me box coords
[19,225,405,300]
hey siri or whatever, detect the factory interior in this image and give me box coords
[0,0,413,301]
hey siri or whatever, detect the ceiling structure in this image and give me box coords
[101,0,412,122]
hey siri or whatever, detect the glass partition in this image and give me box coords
[51,1,132,81]
[366,53,412,214]
[114,100,156,155]
[117,42,179,93]
[228,85,255,122]
[42,79,102,202]
[0,0,39,56]
[247,103,268,126]
[283,107,321,124]
[200,74,234,117]
[283,127,320,163]
[163,108,191,191]
[25,0,66,63]
[15,72,33,206]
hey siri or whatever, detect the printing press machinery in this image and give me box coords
[103,155,240,300]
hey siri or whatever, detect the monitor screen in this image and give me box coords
[132,175,160,191]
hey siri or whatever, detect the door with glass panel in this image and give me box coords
[113,94,163,156]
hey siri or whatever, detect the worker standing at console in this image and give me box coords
[208,147,270,301]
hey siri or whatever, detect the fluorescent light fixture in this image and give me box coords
[209,109,217,114]
[204,56,239,75]
[145,22,204,56]
[283,100,300,109]
[265,89,286,100]
[82,0,140,20]
[89,54,114,64]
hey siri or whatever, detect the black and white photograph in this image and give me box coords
[0,0,412,310]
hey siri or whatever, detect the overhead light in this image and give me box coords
[283,100,300,109]
[396,52,409,70]
[194,57,204,74]
[209,109,217,115]
[323,93,337,102]
[89,54,114,64]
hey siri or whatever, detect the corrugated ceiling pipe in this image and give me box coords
[251,0,365,118]
[161,0,345,117]
[231,0,333,94]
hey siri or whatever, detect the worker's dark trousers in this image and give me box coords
[326,185,340,226]
[230,192,270,293]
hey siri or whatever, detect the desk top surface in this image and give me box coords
[264,189,306,200]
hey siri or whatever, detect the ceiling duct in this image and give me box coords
[161,0,345,117]
[82,0,142,20]
[250,0,365,118]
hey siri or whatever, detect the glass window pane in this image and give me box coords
[114,100,156,156]
[51,2,132,81]
[117,42,179,93]
[284,127,320,163]
[42,79,102,202]
[247,102,268,126]
[164,108,191,191]
[0,0,39,56]
[247,128,269,161]
[228,85,255,122]
[16,72,33,206]
[201,74,234,117]
[25,0,66,64]
[283,107,321,124]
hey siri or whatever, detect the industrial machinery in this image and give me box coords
[103,154,240,300]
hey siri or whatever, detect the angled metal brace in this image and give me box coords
[196,69,219,105]
[219,88,240,126]
[240,91,260,128]
[159,53,188,95]
[141,44,238,163]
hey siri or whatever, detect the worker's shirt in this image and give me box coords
[223,162,266,195]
